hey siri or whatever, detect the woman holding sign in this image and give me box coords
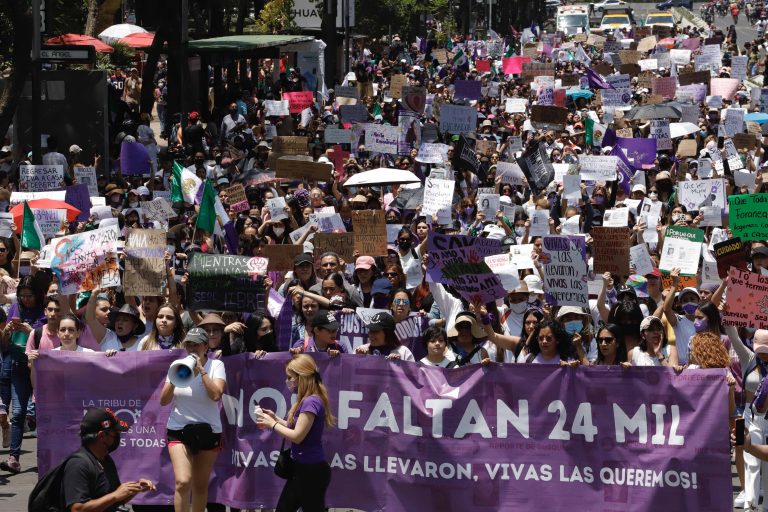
[256,354,334,512]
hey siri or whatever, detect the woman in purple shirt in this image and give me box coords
[257,354,334,512]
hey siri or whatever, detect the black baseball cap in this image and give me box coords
[367,312,396,332]
[312,309,340,331]
[80,407,130,436]
[294,253,314,266]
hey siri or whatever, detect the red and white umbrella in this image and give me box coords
[119,32,155,49]
[47,34,114,53]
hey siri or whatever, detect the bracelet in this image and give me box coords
[200,371,207,376]
[272,422,278,431]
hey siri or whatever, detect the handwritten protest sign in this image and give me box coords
[438,104,477,133]
[20,165,63,192]
[339,104,368,123]
[650,119,672,150]
[722,267,768,329]
[728,194,768,240]
[264,100,290,117]
[324,127,355,145]
[428,246,506,303]
[365,124,400,154]
[124,229,166,296]
[505,98,528,113]
[483,253,520,291]
[141,198,176,221]
[187,254,267,312]
[659,226,704,276]
[266,197,288,221]
[591,227,631,277]
[276,158,333,182]
[74,167,98,196]
[50,225,121,295]
[224,183,249,213]
[31,209,66,239]
[309,212,346,233]
[313,232,356,262]
[713,238,748,278]
[415,143,448,164]
[422,177,455,216]
[579,156,617,181]
[540,236,588,308]
[352,210,387,256]
[262,244,303,271]
[389,74,407,98]
[282,91,314,114]
[678,179,725,211]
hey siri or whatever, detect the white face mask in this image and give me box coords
[509,301,528,314]
[129,202,139,208]
[273,227,285,237]
[648,192,658,201]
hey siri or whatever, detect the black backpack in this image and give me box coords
[29,451,89,512]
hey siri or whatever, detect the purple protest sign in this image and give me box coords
[428,246,508,303]
[336,312,428,359]
[615,155,633,196]
[120,141,151,176]
[36,352,731,511]
[65,184,91,222]
[613,137,658,169]
[427,231,502,255]
[454,79,482,100]
[540,236,589,308]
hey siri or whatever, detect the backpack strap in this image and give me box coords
[457,344,485,367]
[33,327,43,350]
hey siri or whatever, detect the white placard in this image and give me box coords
[74,167,99,196]
[364,124,400,154]
[438,104,478,133]
[629,243,655,277]
[415,143,449,164]
[478,194,500,217]
[422,177,455,216]
[324,127,356,145]
[678,178,726,211]
[659,231,702,276]
[650,119,671,151]
[505,98,528,113]
[31,209,66,238]
[484,253,520,291]
[510,244,536,270]
[19,165,64,192]
[496,161,526,185]
[529,209,550,237]
[579,155,617,181]
[602,207,630,227]
[264,100,290,117]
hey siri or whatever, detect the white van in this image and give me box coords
[557,6,590,36]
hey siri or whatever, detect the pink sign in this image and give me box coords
[282,91,314,114]
[502,56,531,74]
[475,59,491,72]
[710,78,739,101]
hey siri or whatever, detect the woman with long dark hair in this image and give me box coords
[593,324,629,366]
[524,320,577,365]
[628,316,679,367]
[241,312,278,356]
[256,354,335,512]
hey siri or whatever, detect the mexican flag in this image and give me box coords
[171,161,203,204]
[196,180,218,233]
[585,117,607,147]
[21,201,44,251]
[452,48,468,69]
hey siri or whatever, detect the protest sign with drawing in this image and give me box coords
[50,225,121,295]
[124,229,166,296]
[141,198,177,221]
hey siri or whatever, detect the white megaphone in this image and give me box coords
[168,354,198,387]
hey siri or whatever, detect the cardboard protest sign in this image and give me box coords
[74,167,98,196]
[187,254,267,312]
[454,80,482,100]
[540,236,589,308]
[659,226,705,276]
[276,158,333,182]
[268,136,309,169]
[365,124,400,154]
[401,86,427,115]
[651,77,676,100]
[50,225,121,295]
[734,133,758,150]
[140,198,176,221]
[591,227,631,277]
[262,244,303,271]
[223,183,249,213]
[123,229,166,296]
[722,267,768,329]
[728,194,768,240]
[31,209,66,239]
[530,105,568,131]
[390,74,407,98]
[678,71,711,92]
[713,238,748,278]
[282,91,314,114]
[352,210,387,256]
[677,139,698,157]
[313,232,356,262]
[438,104,477,133]
[20,165,63,192]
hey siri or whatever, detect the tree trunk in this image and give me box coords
[139,8,173,115]
[84,0,100,36]
[0,0,33,145]
[235,0,249,34]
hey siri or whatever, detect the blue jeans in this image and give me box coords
[9,362,31,460]
[0,353,11,416]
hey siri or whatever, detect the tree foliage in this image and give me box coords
[255,0,300,34]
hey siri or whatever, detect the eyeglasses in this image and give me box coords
[384,272,399,278]
[393,298,410,306]
[597,337,615,345]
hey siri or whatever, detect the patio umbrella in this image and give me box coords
[119,32,155,49]
[343,168,421,186]
[10,199,81,232]
[745,112,768,124]
[669,122,700,138]
[46,34,113,53]
[623,102,682,120]
[98,23,148,45]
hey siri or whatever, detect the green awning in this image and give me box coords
[188,35,315,54]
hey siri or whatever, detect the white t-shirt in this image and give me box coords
[359,344,415,361]
[419,353,456,367]
[100,329,138,352]
[166,358,227,433]
[672,315,696,365]
[399,247,423,290]
[53,346,94,352]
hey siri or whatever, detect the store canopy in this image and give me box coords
[188,35,315,55]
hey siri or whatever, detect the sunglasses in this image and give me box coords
[393,298,410,306]
[384,272,399,278]
[597,337,615,345]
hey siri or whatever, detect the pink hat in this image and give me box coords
[754,330,768,355]
[355,255,376,270]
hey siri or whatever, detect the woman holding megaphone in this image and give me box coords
[160,327,226,512]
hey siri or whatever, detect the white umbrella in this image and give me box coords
[669,122,700,139]
[98,23,149,45]
[343,168,421,186]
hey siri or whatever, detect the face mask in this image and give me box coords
[398,239,412,250]
[129,202,139,208]
[593,196,605,204]
[464,207,474,217]
[564,320,582,334]
[648,192,658,201]
[509,301,528,314]
[273,227,285,237]
[693,318,709,332]
[286,378,297,393]
[372,295,389,308]
[107,432,121,453]
[745,327,757,337]
[259,332,276,347]
[515,227,526,237]
[672,213,683,223]
[682,302,698,316]
[699,130,708,137]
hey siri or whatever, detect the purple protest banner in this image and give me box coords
[427,246,507,303]
[427,231,503,255]
[120,141,151,176]
[454,79,482,100]
[335,312,428,358]
[36,352,731,511]
[613,137,658,169]
[65,183,91,222]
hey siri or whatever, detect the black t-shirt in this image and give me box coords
[62,447,121,512]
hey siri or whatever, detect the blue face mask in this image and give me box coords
[564,320,582,334]
[699,130,708,137]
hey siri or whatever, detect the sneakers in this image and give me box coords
[1,423,8,448]
[734,489,745,508]
[0,456,20,474]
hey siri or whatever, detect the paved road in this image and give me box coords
[627,2,759,42]
[0,434,38,512]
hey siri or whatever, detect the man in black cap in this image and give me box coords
[62,407,155,511]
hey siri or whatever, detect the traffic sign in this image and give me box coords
[40,45,96,64]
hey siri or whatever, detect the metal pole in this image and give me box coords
[180,0,188,127]
[31,0,42,164]
[488,0,492,32]
[344,0,350,75]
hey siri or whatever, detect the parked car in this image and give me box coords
[589,0,628,14]
[600,13,633,30]
[655,0,694,10]
[645,11,675,27]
